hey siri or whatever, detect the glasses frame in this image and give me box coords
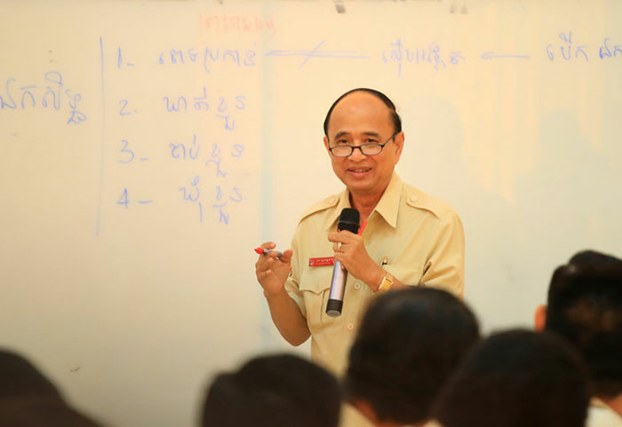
[328,131,398,158]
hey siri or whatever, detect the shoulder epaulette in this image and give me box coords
[403,185,453,220]
[298,194,340,222]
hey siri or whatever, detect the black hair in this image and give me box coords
[344,287,480,424]
[546,251,622,397]
[432,329,589,427]
[202,353,341,427]
[0,349,102,426]
[0,350,62,401]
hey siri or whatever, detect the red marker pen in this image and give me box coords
[254,247,283,258]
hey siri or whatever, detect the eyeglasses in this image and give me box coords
[328,132,398,158]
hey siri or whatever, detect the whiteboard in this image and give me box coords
[1,1,621,426]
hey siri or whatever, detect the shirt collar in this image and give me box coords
[325,172,403,230]
[373,172,402,229]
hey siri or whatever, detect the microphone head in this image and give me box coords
[338,208,360,233]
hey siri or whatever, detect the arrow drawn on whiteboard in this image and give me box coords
[265,40,368,68]
[481,51,530,60]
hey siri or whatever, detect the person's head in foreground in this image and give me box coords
[536,249,622,418]
[430,328,589,427]
[344,287,480,426]
[0,348,102,427]
[201,353,341,427]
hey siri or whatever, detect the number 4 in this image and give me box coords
[117,188,130,209]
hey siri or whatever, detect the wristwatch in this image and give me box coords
[376,272,394,293]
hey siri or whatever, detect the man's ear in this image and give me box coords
[394,131,405,155]
[391,132,405,166]
[534,304,547,331]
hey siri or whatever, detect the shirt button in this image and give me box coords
[354,283,361,290]
[347,324,354,331]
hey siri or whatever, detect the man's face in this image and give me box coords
[323,91,404,198]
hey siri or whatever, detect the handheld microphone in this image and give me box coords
[326,208,360,317]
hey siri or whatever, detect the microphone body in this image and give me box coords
[326,208,360,317]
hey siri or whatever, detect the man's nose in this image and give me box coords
[348,146,368,160]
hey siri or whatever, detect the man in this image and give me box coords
[342,287,480,427]
[534,250,622,426]
[255,88,465,374]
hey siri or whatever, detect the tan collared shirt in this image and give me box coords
[285,173,465,375]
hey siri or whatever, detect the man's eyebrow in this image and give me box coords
[333,131,382,140]
[362,131,382,138]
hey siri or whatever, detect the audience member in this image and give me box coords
[201,353,341,427]
[535,249,622,425]
[0,349,102,427]
[430,329,589,427]
[342,287,480,427]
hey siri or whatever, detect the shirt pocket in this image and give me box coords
[385,265,423,287]
[299,266,334,329]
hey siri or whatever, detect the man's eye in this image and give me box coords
[365,139,379,144]
[336,139,350,145]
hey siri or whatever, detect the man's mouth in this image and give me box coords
[348,167,372,173]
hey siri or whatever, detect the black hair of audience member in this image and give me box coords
[0,349,62,401]
[567,249,622,266]
[201,353,341,427]
[544,250,622,399]
[0,400,102,427]
[344,287,480,425]
[431,329,589,427]
[0,349,102,427]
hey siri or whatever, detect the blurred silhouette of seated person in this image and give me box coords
[534,249,622,426]
[341,287,480,427]
[0,348,102,427]
[429,328,589,427]
[201,352,341,427]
